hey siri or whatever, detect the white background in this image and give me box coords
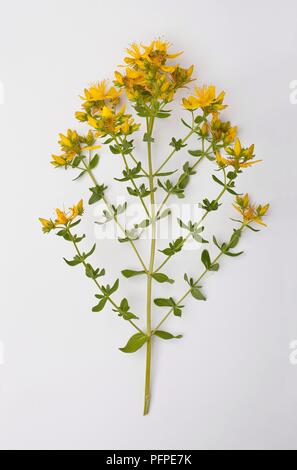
[0,0,297,450]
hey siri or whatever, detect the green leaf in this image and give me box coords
[109,144,121,154]
[56,229,72,241]
[89,184,107,205]
[210,263,220,272]
[84,243,96,260]
[115,162,143,182]
[226,186,238,196]
[134,219,151,229]
[212,174,225,187]
[159,237,184,257]
[85,264,96,278]
[73,170,86,181]
[154,170,177,177]
[188,149,204,157]
[154,298,183,316]
[246,224,260,232]
[157,111,171,118]
[228,229,241,249]
[154,298,175,307]
[224,250,244,257]
[201,250,211,270]
[85,264,105,279]
[194,115,205,125]
[119,298,129,312]
[152,273,175,284]
[92,297,108,312]
[119,333,147,353]
[68,219,81,229]
[173,306,183,317]
[157,208,172,220]
[89,154,99,169]
[72,155,85,168]
[191,287,206,301]
[170,137,187,151]
[63,256,82,267]
[143,133,155,143]
[121,269,146,278]
[154,331,183,340]
[109,279,119,295]
[181,118,192,129]
[200,198,220,212]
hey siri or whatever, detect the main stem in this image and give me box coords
[144,116,156,416]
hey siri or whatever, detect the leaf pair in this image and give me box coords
[64,243,96,267]
[159,237,184,257]
[122,270,174,285]
[184,274,206,301]
[120,331,182,354]
[154,298,184,317]
[213,229,244,257]
[89,184,108,205]
[112,298,139,321]
[201,250,220,272]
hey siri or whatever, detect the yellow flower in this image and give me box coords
[182,95,200,110]
[124,43,144,67]
[117,40,193,104]
[39,218,56,234]
[234,138,242,157]
[51,130,100,167]
[70,199,84,218]
[116,116,141,135]
[171,65,194,88]
[233,194,269,227]
[55,200,84,226]
[216,139,261,170]
[142,40,183,69]
[211,114,237,145]
[81,80,120,103]
[51,153,75,167]
[101,106,114,119]
[55,209,69,225]
[39,200,84,233]
[124,40,183,70]
[183,85,226,112]
[75,111,88,122]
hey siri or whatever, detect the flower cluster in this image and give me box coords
[39,200,84,233]
[215,138,261,170]
[40,39,270,416]
[114,40,194,104]
[233,194,269,226]
[210,113,237,147]
[75,80,140,137]
[182,85,226,114]
[51,130,100,168]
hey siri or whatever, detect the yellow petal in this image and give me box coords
[234,138,242,157]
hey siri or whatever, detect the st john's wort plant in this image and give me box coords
[39,40,269,415]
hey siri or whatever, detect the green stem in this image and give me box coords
[119,149,151,219]
[152,224,245,333]
[154,112,197,175]
[82,160,148,272]
[155,129,195,175]
[155,170,229,274]
[68,229,144,335]
[156,154,205,220]
[144,116,156,416]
